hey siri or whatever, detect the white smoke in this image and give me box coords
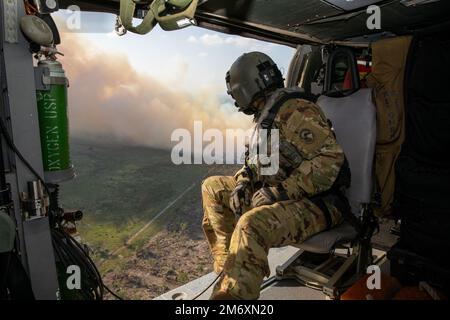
[58,34,251,150]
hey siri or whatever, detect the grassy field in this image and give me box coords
[60,140,209,262]
[59,139,236,298]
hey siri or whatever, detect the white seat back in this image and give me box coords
[317,89,377,215]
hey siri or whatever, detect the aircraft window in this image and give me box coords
[330,52,355,91]
[297,52,312,89]
[289,45,324,95]
[52,17,295,299]
[310,64,326,95]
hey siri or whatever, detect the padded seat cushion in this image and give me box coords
[289,89,375,254]
[295,222,358,254]
[317,89,376,214]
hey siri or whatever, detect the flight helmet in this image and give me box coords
[226,52,284,115]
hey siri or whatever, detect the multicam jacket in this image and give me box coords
[235,88,345,200]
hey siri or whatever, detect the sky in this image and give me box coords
[52,10,295,149]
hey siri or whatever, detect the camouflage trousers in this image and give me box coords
[201,175,343,300]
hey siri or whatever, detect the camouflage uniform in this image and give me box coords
[202,97,346,300]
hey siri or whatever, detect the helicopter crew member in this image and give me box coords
[201,52,351,300]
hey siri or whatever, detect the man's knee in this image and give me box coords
[234,207,270,241]
[202,176,230,195]
[202,175,220,191]
[202,176,224,207]
[202,175,236,206]
[233,203,291,249]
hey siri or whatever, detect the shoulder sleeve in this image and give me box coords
[274,99,345,198]
[275,99,331,160]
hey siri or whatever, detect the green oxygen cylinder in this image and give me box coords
[36,59,75,183]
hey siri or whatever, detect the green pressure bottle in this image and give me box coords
[36,59,75,183]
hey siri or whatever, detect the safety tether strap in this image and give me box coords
[120,0,161,35]
[153,0,199,31]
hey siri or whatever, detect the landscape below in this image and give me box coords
[61,139,237,299]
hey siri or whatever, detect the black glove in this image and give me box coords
[251,186,289,208]
[229,181,251,218]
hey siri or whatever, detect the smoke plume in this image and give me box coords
[58,34,250,150]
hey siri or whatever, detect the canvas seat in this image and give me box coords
[297,88,376,253]
[276,88,377,298]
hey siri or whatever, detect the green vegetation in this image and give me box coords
[58,139,238,298]
[60,139,209,268]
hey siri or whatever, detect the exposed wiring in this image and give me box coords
[0,118,121,300]
[104,283,123,300]
[192,271,223,300]
[0,117,50,195]
[0,252,12,298]
[24,0,38,15]
[51,227,123,300]
[0,37,122,300]
[51,228,102,299]
[48,182,123,300]
[0,113,209,300]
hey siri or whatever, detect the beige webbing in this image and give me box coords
[153,0,198,31]
[120,0,198,34]
[119,0,160,35]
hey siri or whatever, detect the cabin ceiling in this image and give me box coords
[59,0,450,46]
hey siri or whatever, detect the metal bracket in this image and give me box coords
[34,65,51,91]
[20,180,49,220]
[34,65,69,90]
[43,74,68,86]
[276,249,358,299]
